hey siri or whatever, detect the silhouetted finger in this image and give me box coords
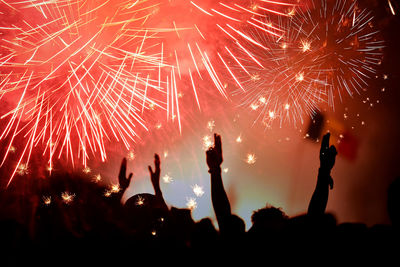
[214,134,222,153]
[154,153,160,173]
[321,133,330,151]
[329,145,337,156]
[119,158,127,179]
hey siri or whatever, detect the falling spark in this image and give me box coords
[136,195,145,206]
[83,167,91,174]
[110,184,121,193]
[93,174,102,183]
[207,120,216,132]
[300,39,311,52]
[162,174,173,184]
[250,103,259,110]
[295,72,304,82]
[61,192,75,204]
[236,135,243,143]
[223,168,229,173]
[155,122,163,130]
[192,184,205,197]
[203,135,213,150]
[127,151,136,161]
[186,197,197,210]
[269,111,275,119]
[42,196,51,206]
[246,153,257,164]
[17,164,29,176]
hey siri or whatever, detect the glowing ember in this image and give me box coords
[162,174,174,184]
[93,174,102,183]
[61,192,75,204]
[246,153,257,165]
[192,184,205,197]
[42,196,51,206]
[83,167,91,174]
[110,184,121,194]
[203,135,213,150]
[186,197,197,210]
[127,151,136,161]
[136,196,145,206]
[207,120,216,132]
[17,164,29,176]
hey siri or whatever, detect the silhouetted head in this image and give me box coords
[249,205,288,233]
[124,193,169,235]
[388,177,400,227]
[223,214,246,235]
[191,218,218,248]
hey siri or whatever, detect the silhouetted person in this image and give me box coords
[308,133,337,216]
[206,134,245,245]
[388,177,400,228]
[247,204,289,250]
[122,154,169,245]
[117,157,132,202]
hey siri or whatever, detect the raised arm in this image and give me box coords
[308,133,337,216]
[148,153,167,210]
[117,157,132,201]
[206,133,231,228]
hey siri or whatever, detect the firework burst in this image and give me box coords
[226,0,384,126]
[0,0,168,185]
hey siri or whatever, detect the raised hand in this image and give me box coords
[319,133,337,189]
[118,158,132,192]
[148,153,161,191]
[148,153,167,209]
[206,133,223,171]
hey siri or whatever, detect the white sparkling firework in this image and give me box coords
[186,197,197,210]
[192,184,205,197]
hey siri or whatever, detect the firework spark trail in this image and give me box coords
[224,0,384,127]
[124,0,296,140]
[186,0,295,94]
[0,0,172,185]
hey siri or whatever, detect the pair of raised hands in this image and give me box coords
[205,132,337,180]
[118,154,161,192]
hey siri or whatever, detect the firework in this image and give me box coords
[186,197,197,210]
[16,163,29,175]
[226,0,384,126]
[61,191,75,204]
[0,0,167,185]
[92,174,102,183]
[192,184,204,197]
[139,0,296,129]
[162,174,173,184]
[42,196,51,206]
[110,184,121,193]
[202,135,213,150]
[246,153,256,164]
[136,195,145,206]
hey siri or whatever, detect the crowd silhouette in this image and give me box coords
[0,133,399,263]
